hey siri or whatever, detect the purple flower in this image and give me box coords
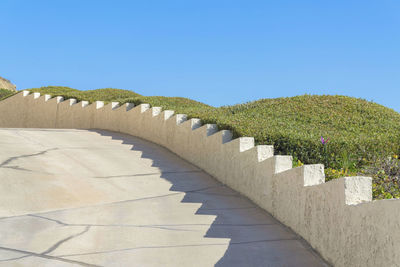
[321,136,330,145]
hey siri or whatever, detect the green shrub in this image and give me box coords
[0,89,16,101]
[362,155,400,199]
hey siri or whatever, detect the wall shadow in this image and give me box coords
[90,129,328,267]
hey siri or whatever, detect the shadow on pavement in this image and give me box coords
[91,129,328,267]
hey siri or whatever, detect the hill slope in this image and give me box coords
[22,86,400,199]
[0,76,16,91]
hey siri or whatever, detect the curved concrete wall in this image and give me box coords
[0,91,399,266]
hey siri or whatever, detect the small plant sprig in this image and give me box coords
[320,136,330,145]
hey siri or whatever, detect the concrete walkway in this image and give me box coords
[0,128,327,267]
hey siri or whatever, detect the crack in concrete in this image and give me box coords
[184,185,224,193]
[199,206,256,211]
[0,194,178,221]
[0,128,87,132]
[0,184,233,221]
[26,214,278,228]
[28,214,197,232]
[0,254,30,262]
[41,225,91,255]
[7,214,282,263]
[2,165,32,172]
[0,148,58,168]
[28,214,69,226]
[1,165,54,175]
[0,246,101,266]
[93,169,204,179]
[55,237,300,258]
[142,223,278,228]
[0,226,92,264]
[109,184,225,205]
[187,191,241,197]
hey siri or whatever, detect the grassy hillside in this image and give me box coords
[29,86,141,103]
[23,86,400,199]
[0,89,16,100]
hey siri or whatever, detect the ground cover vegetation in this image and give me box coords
[9,86,400,199]
[0,89,15,100]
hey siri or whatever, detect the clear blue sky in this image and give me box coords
[1,0,399,110]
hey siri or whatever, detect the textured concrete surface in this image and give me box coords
[0,128,326,267]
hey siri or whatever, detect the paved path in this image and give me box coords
[0,128,327,267]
